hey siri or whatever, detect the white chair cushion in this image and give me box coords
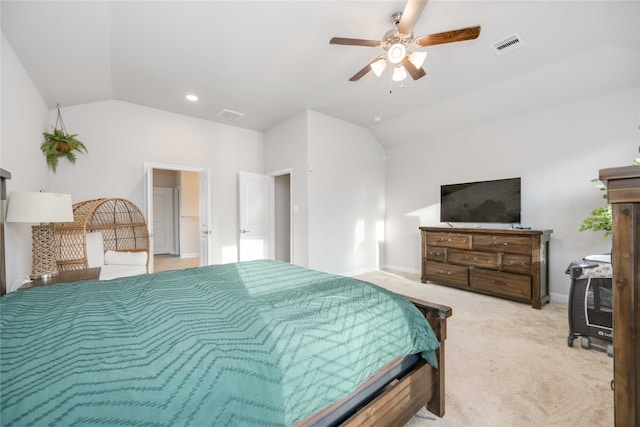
[85,232,105,267]
[99,265,147,281]
[104,250,148,266]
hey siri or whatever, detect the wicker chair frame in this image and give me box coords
[54,198,150,272]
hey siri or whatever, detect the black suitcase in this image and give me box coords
[566,255,613,356]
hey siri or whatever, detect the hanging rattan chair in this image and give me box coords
[54,198,150,273]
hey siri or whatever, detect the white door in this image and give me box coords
[199,170,211,266]
[153,187,175,255]
[238,171,273,261]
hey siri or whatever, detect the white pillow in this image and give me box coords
[99,265,146,280]
[85,232,105,267]
[104,250,148,266]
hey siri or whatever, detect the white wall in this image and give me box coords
[384,87,639,301]
[264,110,309,267]
[264,110,386,276]
[45,101,264,269]
[2,94,264,289]
[307,110,385,276]
[1,32,51,290]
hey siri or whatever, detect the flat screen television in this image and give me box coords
[440,177,521,224]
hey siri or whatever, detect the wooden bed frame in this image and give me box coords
[300,295,452,426]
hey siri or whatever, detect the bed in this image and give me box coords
[0,260,451,426]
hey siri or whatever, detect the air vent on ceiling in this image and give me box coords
[218,109,245,121]
[491,33,524,55]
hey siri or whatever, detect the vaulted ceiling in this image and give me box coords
[2,1,638,147]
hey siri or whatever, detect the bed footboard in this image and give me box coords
[341,296,452,426]
[404,296,452,417]
[299,295,452,427]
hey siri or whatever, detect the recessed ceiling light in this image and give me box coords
[185,94,199,102]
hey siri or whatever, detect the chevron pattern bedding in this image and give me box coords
[1,260,439,426]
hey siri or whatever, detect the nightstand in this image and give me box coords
[19,267,101,290]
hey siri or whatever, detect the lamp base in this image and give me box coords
[31,224,59,279]
[29,271,59,281]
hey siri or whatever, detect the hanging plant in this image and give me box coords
[41,104,88,172]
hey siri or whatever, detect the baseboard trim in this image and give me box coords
[340,267,379,277]
[180,253,200,259]
[550,292,569,304]
[381,264,421,276]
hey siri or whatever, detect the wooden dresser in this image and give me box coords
[600,165,639,426]
[420,227,552,309]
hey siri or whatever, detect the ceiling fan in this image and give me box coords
[330,0,481,82]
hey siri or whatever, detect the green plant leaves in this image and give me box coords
[579,204,612,239]
[40,128,88,172]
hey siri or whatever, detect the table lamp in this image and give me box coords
[6,191,74,279]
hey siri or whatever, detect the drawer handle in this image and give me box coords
[439,270,453,275]
[492,280,506,285]
[439,238,453,242]
[492,242,508,246]
[428,251,442,256]
[464,256,478,260]
[508,262,526,266]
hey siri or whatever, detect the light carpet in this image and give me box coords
[355,270,613,427]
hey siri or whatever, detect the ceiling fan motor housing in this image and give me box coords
[329,1,481,82]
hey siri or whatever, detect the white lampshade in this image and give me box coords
[6,192,74,223]
[6,192,74,279]
[387,43,406,64]
[370,58,387,77]
[392,65,407,82]
[409,51,428,69]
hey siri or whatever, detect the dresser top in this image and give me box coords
[420,226,552,237]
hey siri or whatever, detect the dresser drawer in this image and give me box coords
[426,261,468,289]
[425,232,471,249]
[470,268,531,301]
[502,254,532,274]
[425,245,446,262]
[473,234,532,255]
[448,248,499,270]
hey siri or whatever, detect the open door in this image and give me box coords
[144,162,211,272]
[238,171,273,261]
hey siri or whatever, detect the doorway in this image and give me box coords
[237,169,292,263]
[144,163,211,273]
[274,173,291,263]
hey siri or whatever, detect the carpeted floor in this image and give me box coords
[355,270,614,427]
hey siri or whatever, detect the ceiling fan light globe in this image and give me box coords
[409,51,427,69]
[387,43,406,64]
[370,58,387,77]
[392,65,407,82]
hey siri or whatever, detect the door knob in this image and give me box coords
[240,229,249,234]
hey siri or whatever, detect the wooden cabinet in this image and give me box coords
[420,227,552,309]
[599,165,639,426]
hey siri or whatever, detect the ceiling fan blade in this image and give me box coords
[398,0,428,35]
[402,57,426,80]
[415,25,481,47]
[348,57,380,81]
[330,37,382,47]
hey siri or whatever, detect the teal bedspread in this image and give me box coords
[1,260,439,426]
